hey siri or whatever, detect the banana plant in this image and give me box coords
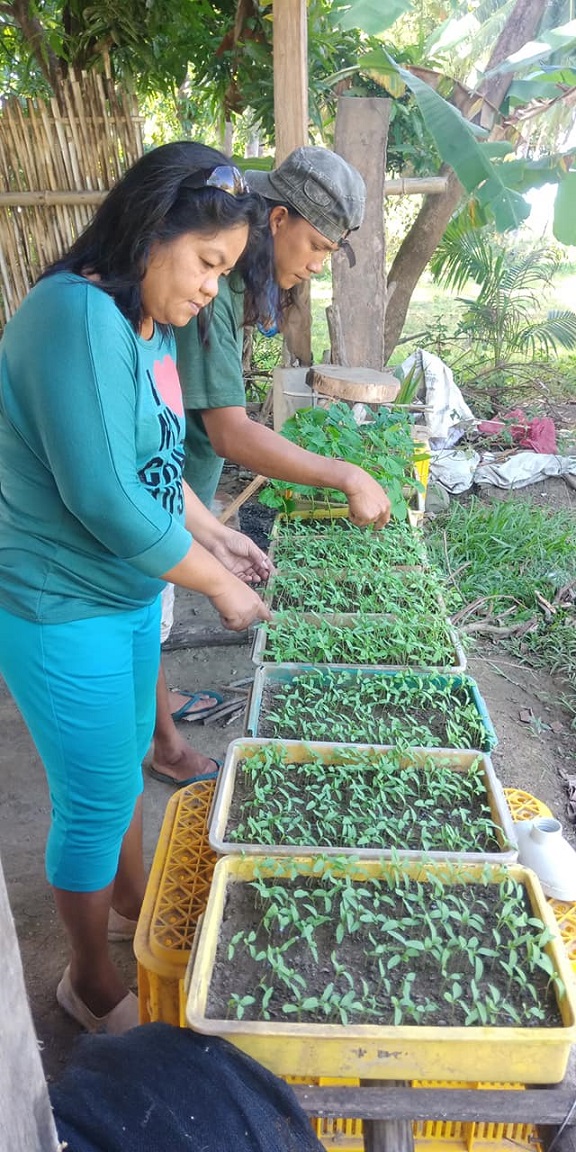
[329,0,576,241]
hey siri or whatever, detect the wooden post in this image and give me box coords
[331,97,391,370]
[273,0,308,162]
[362,1080,415,1152]
[272,0,312,365]
[0,856,61,1151]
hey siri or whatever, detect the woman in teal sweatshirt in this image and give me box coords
[0,141,270,1034]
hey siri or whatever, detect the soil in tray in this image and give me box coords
[207,872,563,1028]
[256,672,491,749]
[225,750,503,854]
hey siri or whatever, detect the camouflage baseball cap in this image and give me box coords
[246,146,366,245]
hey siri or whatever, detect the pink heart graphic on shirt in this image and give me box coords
[154,355,183,417]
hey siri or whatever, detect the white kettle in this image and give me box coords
[515,817,576,901]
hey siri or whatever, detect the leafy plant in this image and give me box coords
[430,227,576,390]
[210,859,565,1029]
[226,743,506,855]
[265,565,450,615]
[256,668,495,751]
[270,517,428,570]
[257,610,459,669]
[259,402,424,520]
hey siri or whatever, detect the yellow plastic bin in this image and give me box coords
[135,779,217,1026]
[186,855,576,1083]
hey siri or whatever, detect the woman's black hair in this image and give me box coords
[42,141,267,333]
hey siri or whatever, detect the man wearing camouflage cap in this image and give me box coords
[149,147,391,789]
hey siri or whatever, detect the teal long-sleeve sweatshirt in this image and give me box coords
[0,273,192,623]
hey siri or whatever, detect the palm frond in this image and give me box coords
[521,311,576,355]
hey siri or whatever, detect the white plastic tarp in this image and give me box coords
[401,349,475,449]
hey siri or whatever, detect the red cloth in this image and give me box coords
[477,409,557,453]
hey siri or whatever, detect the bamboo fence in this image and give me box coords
[0,72,143,328]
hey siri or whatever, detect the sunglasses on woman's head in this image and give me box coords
[182,165,249,197]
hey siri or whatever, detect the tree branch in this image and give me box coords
[7,0,64,93]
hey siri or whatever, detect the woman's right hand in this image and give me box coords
[209,576,272,631]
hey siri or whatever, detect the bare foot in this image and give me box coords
[151,731,218,784]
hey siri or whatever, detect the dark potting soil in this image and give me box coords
[206,875,563,1030]
[255,681,491,750]
[225,757,503,854]
[239,500,276,553]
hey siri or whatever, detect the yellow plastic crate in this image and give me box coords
[135,779,217,1026]
[504,789,576,971]
[504,788,552,822]
[138,783,556,1151]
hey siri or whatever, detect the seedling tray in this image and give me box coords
[186,857,576,1082]
[268,514,429,570]
[251,612,467,673]
[261,567,447,616]
[245,665,496,750]
[209,739,517,863]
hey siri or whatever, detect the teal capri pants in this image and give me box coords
[0,599,161,892]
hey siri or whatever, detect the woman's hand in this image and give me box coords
[342,465,391,529]
[209,578,272,631]
[210,526,275,584]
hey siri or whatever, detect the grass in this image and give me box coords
[425,498,576,697]
[310,267,576,399]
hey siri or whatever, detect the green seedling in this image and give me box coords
[209,860,564,1031]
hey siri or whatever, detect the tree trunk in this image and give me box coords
[383,0,550,359]
[7,0,65,93]
[385,165,462,356]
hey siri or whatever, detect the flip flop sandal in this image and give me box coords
[169,690,224,721]
[146,759,222,788]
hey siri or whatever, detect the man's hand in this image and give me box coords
[210,526,275,584]
[344,466,391,528]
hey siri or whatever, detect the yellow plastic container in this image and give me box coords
[411,427,431,498]
[135,779,217,1026]
[186,856,576,1083]
[137,784,552,1150]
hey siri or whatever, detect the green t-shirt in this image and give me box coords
[0,272,191,622]
[175,273,246,507]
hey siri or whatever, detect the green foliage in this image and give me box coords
[259,402,422,520]
[220,862,563,1027]
[258,668,495,751]
[270,517,428,568]
[259,609,458,668]
[430,226,576,372]
[425,498,576,687]
[228,744,502,854]
[266,565,447,615]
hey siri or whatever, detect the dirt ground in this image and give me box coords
[1,471,576,1086]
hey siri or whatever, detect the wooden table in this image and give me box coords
[292,1077,576,1152]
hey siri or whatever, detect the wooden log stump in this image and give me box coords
[307,364,400,406]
